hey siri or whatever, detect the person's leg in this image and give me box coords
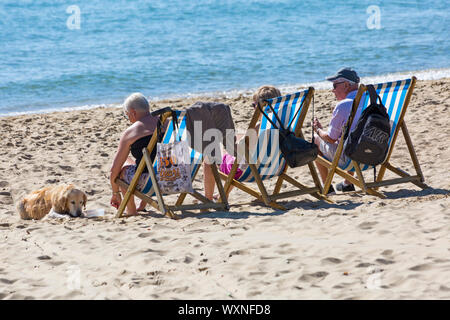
[344,172,355,185]
[203,162,216,201]
[119,167,139,216]
[122,159,148,211]
[314,135,329,184]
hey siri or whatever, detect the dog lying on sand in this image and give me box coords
[17,184,87,220]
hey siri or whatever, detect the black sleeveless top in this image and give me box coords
[130,135,157,173]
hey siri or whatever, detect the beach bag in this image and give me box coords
[155,111,194,194]
[343,84,391,166]
[258,99,318,168]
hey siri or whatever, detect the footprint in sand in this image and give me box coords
[299,271,329,283]
[358,221,378,230]
[321,257,342,265]
[247,291,262,297]
[409,263,432,271]
[228,249,248,257]
[375,258,395,265]
[137,232,153,238]
[37,255,52,260]
[356,262,374,268]
[248,271,267,276]
[58,165,74,172]
[0,278,18,285]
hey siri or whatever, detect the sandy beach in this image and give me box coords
[0,78,449,300]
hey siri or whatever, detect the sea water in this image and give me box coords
[0,0,449,116]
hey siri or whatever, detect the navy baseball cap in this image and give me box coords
[326,67,360,83]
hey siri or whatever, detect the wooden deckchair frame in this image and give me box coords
[317,76,428,198]
[115,110,229,219]
[219,87,330,210]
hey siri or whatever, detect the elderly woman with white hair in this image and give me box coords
[110,93,158,216]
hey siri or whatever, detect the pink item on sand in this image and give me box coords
[219,153,243,179]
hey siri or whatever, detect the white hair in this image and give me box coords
[123,93,150,113]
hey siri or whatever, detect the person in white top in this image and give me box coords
[312,68,362,193]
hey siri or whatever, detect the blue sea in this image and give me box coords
[0,0,449,116]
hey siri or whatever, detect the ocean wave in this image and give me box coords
[1,67,449,118]
[151,67,450,100]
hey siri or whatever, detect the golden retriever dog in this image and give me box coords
[17,184,87,220]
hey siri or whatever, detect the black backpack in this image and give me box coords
[343,85,391,166]
[258,97,318,168]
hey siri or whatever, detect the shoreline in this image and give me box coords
[1,68,449,118]
[0,77,449,299]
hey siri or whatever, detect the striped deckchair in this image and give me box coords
[219,87,330,210]
[115,108,229,219]
[317,76,428,197]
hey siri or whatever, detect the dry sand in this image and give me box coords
[0,78,449,299]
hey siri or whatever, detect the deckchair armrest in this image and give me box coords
[151,107,173,117]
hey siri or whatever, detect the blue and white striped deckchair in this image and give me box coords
[318,77,428,197]
[220,87,330,210]
[116,109,229,218]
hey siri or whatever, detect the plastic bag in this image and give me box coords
[156,139,194,194]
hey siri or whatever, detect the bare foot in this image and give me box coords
[122,211,140,217]
[137,201,147,212]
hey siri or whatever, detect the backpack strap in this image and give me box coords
[367,84,383,106]
[154,107,179,142]
[259,92,307,133]
[257,102,281,130]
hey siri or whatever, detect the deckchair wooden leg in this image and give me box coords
[273,175,285,196]
[116,179,159,211]
[317,156,385,198]
[223,161,239,198]
[353,161,387,198]
[229,164,284,210]
[175,163,201,207]
[248,164,271,206]
[376,123,427,190]
[210,163,229,210]
[308,161,325,196]
[280,173,331,203]
[175,193,187,206]
[322,158,339,196]
[352,161,368,194]
[382,163,429,189]
[116,178,177,219]
[115,172,141,218]
[401,123,426,184]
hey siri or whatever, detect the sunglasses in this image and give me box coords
[333,81,347,89]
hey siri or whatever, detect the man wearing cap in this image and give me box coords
[312,67,361,193]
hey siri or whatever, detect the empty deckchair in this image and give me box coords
[115,108,229,219]
[219,87,330,210]
[317,76,428,197]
